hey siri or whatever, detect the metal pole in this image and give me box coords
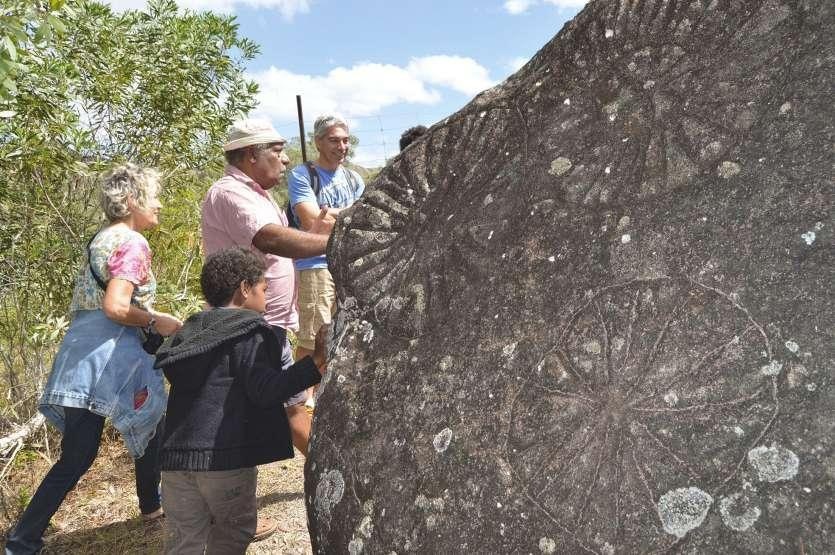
[296,95,307,162]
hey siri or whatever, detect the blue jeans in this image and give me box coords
[4,407,161,555]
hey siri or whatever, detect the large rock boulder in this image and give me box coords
[307,0,833,552]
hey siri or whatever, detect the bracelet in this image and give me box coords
[147,317,157,331]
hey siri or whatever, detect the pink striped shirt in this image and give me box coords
[201,165,298,331]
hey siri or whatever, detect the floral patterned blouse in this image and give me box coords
[70,226,156,313]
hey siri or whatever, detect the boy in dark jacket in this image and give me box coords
[154,247,327,554]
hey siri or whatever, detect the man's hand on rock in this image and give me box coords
[309,207,336,236]
[312,323,331,373]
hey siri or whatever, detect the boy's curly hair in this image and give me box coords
[201,247,266,307]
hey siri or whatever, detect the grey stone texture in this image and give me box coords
[307,0,833,552]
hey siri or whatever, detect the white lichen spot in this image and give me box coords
[487,230,494,240]
[719,492,761,531]
[583,340,602,355]
[563,98,571,106]
[621,234,631,244]
[663,391,679,407]
[348,538,364,555]
[479,111,487,118]
[538,537,557,554]
[483,194,494,206]
[657,487,714,538]
[779,101,792,114]
[608,113,616,122]
[315,470,345,518]
[425,514,437,529]
[801,231,816,245]
[547,255,556,262]
[604,28,614,38]
[535,81,542,87]
[643,80,656,90]
[733,426,745,437]
[815,221,824,230]
[612,337,625,351]
[628,61,637,71]
[601,543,615,555]
[718,161,741,179]
[548,157,572,176]
[337,374,347,384]
[617,216,631,229]
[760,360,783,376]
[439,355,453,371]
[805,383,817,392]
[747,444,800,482]
[604,166,611,174]
[358,515,374,538]
[785,340,799,353]
[502,342,517,358]
[433,428,453,453]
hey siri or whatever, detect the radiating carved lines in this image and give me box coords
[507,277,778,550]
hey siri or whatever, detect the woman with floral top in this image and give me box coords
[5,164,183,555]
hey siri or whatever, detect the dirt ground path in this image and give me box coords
[3,435,312,554]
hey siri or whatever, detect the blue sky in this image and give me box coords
[106,0,586,167]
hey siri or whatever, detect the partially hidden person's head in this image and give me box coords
[223,118,289,190]
[100,163,162,231]
[313,114,350,169]
[201,247,267,312]
[399,125,428,151]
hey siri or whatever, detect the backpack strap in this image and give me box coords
[305,161,321,198]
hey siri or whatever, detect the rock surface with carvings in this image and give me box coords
[306,0,833,552]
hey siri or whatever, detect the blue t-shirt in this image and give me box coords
[288,163,365,270]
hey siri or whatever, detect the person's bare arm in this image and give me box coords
[295,202,342,232]
[101,279,182,336]
[252,212,334,259]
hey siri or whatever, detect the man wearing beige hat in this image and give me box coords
[201,118,333,541]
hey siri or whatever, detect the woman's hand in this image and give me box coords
[150,311,183,337]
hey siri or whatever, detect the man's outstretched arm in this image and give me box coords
[252,208,335,258]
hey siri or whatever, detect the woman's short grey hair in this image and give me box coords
[100,163,161,222]
[313,114,349,139]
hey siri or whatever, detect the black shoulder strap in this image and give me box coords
[305,161,320,198]
[86,233,108,291]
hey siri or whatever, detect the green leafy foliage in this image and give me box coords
[0,0,258,414]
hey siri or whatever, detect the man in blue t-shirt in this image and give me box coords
[288,114,365,404]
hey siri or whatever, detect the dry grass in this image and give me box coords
[1,429,312,554]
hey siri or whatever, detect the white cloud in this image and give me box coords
[504,0,535,14]
[406,55,495,96]
[249,56,493,124]
[103,0,310,18]
[504,0,587,14]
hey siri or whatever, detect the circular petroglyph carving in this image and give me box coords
[507,277,779,550]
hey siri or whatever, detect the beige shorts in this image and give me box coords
[295,268,336,351]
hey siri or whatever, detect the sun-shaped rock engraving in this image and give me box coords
[506,277,780,551]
